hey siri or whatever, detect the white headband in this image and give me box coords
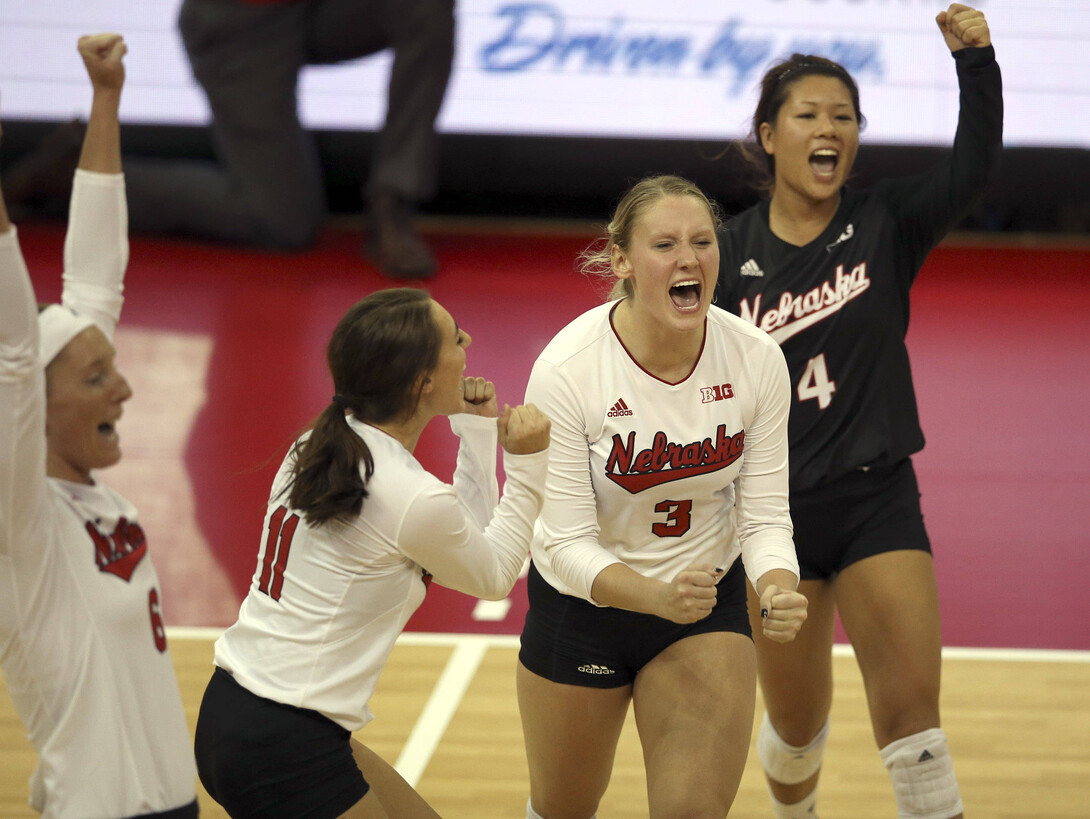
[38,305,97,367]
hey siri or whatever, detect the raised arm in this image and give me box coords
[0,113,10,235]
[0,101,49,558]
[935,3,991,52]
[887,4,1002,272]
[75,33,126,174]
[62,34,129,338]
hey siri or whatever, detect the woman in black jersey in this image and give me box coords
[712,5,1001,818]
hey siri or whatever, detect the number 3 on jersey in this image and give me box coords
[797,353,836,409]
[258,506,300,601]
[652,499,692,537]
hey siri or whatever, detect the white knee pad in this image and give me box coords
[757,712,830,785]
[879,728,963,819]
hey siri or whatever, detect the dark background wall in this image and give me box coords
[3,120,1088,234]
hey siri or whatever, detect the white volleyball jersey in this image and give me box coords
[526,300,798,603]
[215,412,547,732]
[0,173,196,818]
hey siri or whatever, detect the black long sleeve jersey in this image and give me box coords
[714,46,1002,492]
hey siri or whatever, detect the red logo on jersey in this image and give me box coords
[607,398,633,417]
[604,425,745,494]
[86,517,147,582]
[700,384,734,403]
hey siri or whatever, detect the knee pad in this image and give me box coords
[879,728,963,819]
[757,712,830,785]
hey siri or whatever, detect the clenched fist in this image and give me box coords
[498,403,550,455]
[78,33,127,91]
[461,376,498,418]
[935,4,991,52]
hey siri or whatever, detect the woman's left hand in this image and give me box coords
[461,376,498,418]
[759,585,808,643]
[936,4,991,52]
[78,33,127,92]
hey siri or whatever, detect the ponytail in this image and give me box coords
[283,287,440,526]
[287,402,374,526]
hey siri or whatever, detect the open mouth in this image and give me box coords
[810,148,839,179]
[669,280,702,311]
[98,421,119,441]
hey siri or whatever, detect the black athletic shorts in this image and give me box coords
[519,559,752,688]
[194,667,369,819]
[791,458,931,581]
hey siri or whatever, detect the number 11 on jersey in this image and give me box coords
[258,506,299,602]
[797,353,836,409]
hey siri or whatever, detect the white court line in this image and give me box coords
[168,628,1090,664]
[393,639,489,786]
[165,628,1089,788]
[472,597,513,621]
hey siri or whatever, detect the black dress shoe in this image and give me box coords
[364,192,436,280]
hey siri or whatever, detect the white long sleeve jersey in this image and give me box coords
[526,300,798,604]
[0,173,196,818]
[214,412,547,731]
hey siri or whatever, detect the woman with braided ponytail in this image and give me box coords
[194,287,550,818]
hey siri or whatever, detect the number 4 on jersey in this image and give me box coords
[797,353,836,409]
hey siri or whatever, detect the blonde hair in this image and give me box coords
[579,175,722,301]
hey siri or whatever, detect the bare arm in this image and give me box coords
[75,34,126,174]
[62,34,129,337]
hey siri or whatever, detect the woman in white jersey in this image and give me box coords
[194,287,550,817]
[0,36,199,819]
[517,175,808,818]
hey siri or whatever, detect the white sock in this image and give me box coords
[770,787,819,819]
[525,797,596,819]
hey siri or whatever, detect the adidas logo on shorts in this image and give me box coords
[607,398,633,418]
[578,663,616,675]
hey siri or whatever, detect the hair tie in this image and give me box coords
[332,394,352,410]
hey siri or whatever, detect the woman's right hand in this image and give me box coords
[498,403,550,454]
[655,566,723,624]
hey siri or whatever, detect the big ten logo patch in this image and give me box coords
[700,383,734,403]
[86,517,148,582]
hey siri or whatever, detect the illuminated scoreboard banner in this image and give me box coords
[0,0,1086,148]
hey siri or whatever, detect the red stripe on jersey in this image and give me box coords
[268,513,300,601]
[258,506,287,594]
[605,456,740,493]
